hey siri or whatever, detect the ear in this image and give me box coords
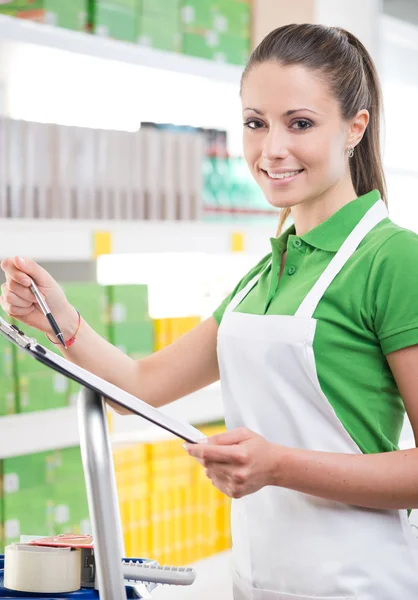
[347,109,369,148]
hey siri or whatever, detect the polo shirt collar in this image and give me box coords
[272,189,382,253]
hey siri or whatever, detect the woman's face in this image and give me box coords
[241,61,355,210]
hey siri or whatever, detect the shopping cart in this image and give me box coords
[0,388,167,599]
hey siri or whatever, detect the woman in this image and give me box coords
[2,23,418,600]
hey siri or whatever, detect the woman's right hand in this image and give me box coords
[0,256,76,336]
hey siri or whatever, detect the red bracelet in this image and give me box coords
[46,309,81,348]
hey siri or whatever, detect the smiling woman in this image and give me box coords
[239,24,386,238]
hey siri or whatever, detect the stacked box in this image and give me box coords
[13,321,70,413]
[107,284,154,360]
[181,0,251,66]
[2,447,89,545]
[137,0,181,53]
[90,0,140,42]
[114,444,151,557]
[0,0,88,32]
[153,316,201,351]
[0,332,17,416]
[2,453,53,546]
[61,282,110,405]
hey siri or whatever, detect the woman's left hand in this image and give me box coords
[184,427,283,498]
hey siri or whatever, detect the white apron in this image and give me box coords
[217,200,418,600]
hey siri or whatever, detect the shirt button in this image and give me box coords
[294,239,302,249]
[288,266,296,275]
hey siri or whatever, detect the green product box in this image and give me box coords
[91,1,139,42]
[61,283,109,339]
[18,370,69,413]
[107,284,153,357]
[0,0,88,32]
[52,483,90,536]
[3,486,54,545]
[212,1,250,38]
[137,13,181,52]
[108,284,151,324]
[3,453,48,494]
[142,0,180,17]
[182,31,215,60]
[0,332,18,415]
[180,0,214,31]
[111,323,154,358]
[0,462,4,553]
[0,375,17,416]
[46,446,84,485]
[213,33,250,65]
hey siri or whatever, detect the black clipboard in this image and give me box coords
[0,315,205,444]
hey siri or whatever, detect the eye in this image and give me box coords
[243,119,264,130]
[290,119,313,131]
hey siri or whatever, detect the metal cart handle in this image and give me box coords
[78,387,126,600]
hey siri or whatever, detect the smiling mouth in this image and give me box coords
[262,169,304,180]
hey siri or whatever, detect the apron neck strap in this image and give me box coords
[295,200,388,319]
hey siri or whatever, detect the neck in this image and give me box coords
[291,178,358,237]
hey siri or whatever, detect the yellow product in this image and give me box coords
[153,318,170,351]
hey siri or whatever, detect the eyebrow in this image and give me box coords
[243,107,319,116]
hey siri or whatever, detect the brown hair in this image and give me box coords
[241,24,387,236]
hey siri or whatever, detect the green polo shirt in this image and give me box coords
[213,189,418,455]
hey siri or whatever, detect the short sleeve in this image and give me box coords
[212,254,271,325]
[372,230,418,355]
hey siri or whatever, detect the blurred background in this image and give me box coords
[0,1,417,598]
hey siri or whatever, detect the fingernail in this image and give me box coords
[22,278,31,286]
[197,438,208,444]
[182,443,189,451]
[17,257,25,265]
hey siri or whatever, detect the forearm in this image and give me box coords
[276,445,418,509]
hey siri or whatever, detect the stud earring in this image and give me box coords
[348,145,354,158]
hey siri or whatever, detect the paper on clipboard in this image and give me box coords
[0,316,206,444]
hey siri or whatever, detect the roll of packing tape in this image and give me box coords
[4,543,81,594]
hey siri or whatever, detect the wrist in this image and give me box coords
[56,305,80,342]
[270,443,299,488]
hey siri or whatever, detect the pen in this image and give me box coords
[29,279,66,349]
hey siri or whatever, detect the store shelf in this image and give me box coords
[0,219,274,261]
[0,382,223,459]
[0,14,242,85]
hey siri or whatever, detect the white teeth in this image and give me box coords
[267,170,302,179]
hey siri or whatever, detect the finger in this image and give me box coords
[0,298,35,317]
[4,266,32,288]
[6,279,37,303]
[1,287,34,309]
[12,256,54,288]
[206,427,253,446]
[185,443,243,464]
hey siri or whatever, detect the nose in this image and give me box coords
[261,127,289,161]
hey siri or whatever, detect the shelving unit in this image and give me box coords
[0,14,242,85]
[0,382,223,459]
[0,219,274,261]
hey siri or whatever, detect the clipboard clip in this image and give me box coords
[0,316,38,350]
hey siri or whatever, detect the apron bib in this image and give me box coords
[217,200,418,600]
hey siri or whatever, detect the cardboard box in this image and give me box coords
[91,1,139,42]
[52,482,90,536]
[0,0,88,32]
[181,0,250,38]
[142,0,180,17]
[61,283,109,339]
[138,13,181,52]
[3,486,54,546]
[18,371,69,412]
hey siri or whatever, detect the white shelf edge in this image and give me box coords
[0,219,274,261]
[0,14,243,85]
[0,383,224,459]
